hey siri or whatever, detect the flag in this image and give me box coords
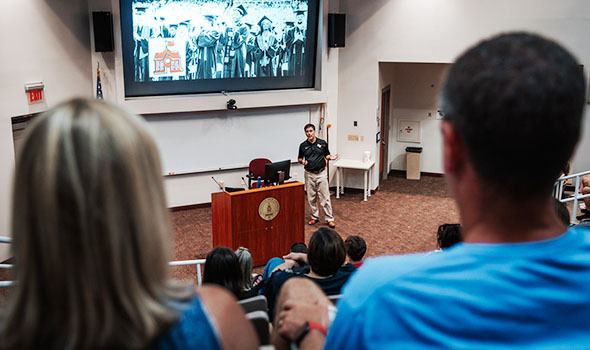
[96,66,104,100]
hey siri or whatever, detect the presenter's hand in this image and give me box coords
[327,154,338,161]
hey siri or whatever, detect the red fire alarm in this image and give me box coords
[25,82,44,104]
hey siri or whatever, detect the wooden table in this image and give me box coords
[334,159,376,201]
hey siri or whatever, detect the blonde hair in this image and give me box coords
[1,98,191,348]
[235,247,253,290]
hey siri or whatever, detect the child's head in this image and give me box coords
[345,235,367,263]
[290,242,308,254]
[437,224,462,249]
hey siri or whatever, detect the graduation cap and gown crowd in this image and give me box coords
[132,1,309,82]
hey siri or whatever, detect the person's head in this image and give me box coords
[284,21,295,32]
[561,162,570,176]
[437,224,463,249]
[168,23,177,36]
[251,24,261,36]
[307,228,346,277]
[176,22,189,38]
[204,246,243,299]
[304,123,316,141]
[344,235,367,263]
[3,98,186,348]
[290,242,308,254]
[232,5,247,22]
[440,33,585,201]
[259,17,272,32]
[554,199,571,226]
[235,247,254,290]
[204,14,215,26]
[295,10,305,24]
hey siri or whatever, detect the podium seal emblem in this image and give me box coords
[259,197,280,221]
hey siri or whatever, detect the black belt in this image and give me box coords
[306,169,325,174]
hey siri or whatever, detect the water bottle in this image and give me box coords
[257,176,262,188]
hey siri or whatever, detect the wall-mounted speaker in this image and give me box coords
[93,11,114,52]
[328,13,345,48]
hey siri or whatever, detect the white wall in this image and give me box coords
[388,63,449,174]
[0,0,92,259]
[338,0,590,189]
[0,0,339,261]
[3,0,590,260]
[88,0,341,207]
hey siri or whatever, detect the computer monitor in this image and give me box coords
[264,160,291,185]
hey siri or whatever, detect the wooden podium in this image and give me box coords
[211,182,305,266]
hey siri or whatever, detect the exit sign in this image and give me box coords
[27,89,43,104]
[25,82,45,104]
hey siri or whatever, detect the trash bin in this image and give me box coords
[405,147,422,180]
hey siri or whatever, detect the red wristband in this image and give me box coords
[295,321,328,345]
[308,322,327,336]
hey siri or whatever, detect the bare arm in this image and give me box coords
[271,259,298,274]
[271,278,330,350]
[282,252,308,265]
[198,285,258,349]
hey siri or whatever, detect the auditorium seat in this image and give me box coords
[238,295,268,314]
[246,310,270,345]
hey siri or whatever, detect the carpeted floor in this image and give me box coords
[0,173,460,303]
[1,173,581,300]
[168,173,460,281]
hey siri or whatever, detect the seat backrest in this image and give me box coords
[238,294,268,314]
[246,310,270,345]
[249,158,271,178]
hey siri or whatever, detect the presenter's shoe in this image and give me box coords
[308,219,319,225]
[328,221,336,229]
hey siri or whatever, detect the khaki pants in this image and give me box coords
[305,169,334,222]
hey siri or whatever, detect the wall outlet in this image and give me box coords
[348,134,359,141]
[360,136,364,142]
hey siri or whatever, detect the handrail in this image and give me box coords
[555,170,590,224]
[556,169,590,181]
[169,259,206,286]
[0,246,206,287]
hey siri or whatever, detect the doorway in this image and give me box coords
[380,85,391,181]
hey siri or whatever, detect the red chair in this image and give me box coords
[247,158,271,189]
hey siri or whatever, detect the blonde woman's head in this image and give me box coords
[235,247,253,289]
[2,98,187,348]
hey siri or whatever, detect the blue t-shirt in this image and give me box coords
[154,296,221,350]
[325,226,590,349]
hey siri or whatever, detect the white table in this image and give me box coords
[334,159,376,201]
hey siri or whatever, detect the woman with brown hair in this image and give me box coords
[0,98,256,349]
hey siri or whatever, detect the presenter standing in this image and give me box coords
[298,124,338,228]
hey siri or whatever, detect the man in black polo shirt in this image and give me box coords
[298,123,338,228]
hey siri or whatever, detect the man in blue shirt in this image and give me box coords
[271,32,590,349]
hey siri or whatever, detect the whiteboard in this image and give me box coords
[144,106,310,175]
